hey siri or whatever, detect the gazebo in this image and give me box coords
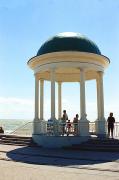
[27,32,110,148]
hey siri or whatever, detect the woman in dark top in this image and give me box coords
[107,112,115,138]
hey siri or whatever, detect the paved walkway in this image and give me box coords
[0,144,119,180]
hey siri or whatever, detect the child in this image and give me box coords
[66,120,71,136]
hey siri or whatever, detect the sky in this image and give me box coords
[0,0,119,121]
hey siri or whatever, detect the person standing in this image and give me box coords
[73,114,79,135]
[61,110,68,135]
[107,112,115,138]
[62,110,68,120]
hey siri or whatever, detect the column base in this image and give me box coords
[33,119,47,134]
[78,118,90,136]
[95,118,107,137]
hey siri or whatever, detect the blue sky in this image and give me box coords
[0,0,119,121]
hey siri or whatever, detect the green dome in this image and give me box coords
[37,32,101,56]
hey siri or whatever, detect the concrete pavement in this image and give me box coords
[0,144,119,180]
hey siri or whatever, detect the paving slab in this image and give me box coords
[0,159,119,180]
[0,144,119,180]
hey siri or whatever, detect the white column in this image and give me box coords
[58,82,62,119]
[33,75,40,134]
[79,68,89,136]
[96,77,101,120]
[34,75,39,120]
[95,71,106,136]
[99,71,104,118]
[34,76,47,135]
[80,68,86,119]
[40,79,44,120]
[51,68,56,120]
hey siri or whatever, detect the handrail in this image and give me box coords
[10,121,32,134]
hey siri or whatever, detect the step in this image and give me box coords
[1,135,32,140]
[0,141,31,146]
[69,139,119,152]
[1,135,32,142]
[0,139,37,146]
[0,139,31,144]
[84,141,119,145]
[88,139,119,142]
[69,146,119,152]
[0,135,38,147]
[1,139,32,144]
[75,144,119,148]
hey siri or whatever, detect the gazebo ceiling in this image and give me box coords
[36,68,98,82]
[37,32,101,56]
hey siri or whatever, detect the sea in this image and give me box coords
[0,119,32,134]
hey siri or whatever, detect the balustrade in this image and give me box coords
[9,121,119,138]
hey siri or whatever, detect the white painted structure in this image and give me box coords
[27,32,110,148]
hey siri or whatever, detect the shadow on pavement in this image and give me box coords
[7,146,119,167]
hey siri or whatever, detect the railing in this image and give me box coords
[114,122,119,137]
[89,122,119,137]
[9,120,119,138]
[10,121,33,136]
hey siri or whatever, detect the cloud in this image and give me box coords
[0,97,33,105]
[0,97,34,119]
[0,96,119,122]
[0,96,52,120]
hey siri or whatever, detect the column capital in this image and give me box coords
[50,68,56,81]
[34,74,40,82]
[57,81,62,85]
[79,68,85,72]
[97,71,104,76]
[39,78,44,82]
[96,71,104,81]
[50,67,56,72]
